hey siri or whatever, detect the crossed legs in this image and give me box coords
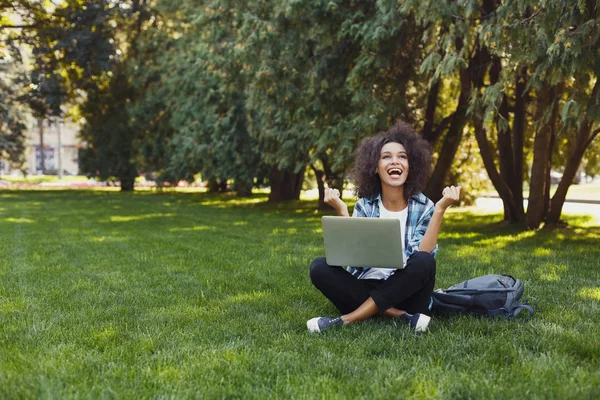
[309,252,436,325]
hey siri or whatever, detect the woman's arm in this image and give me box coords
[419,186,461,253]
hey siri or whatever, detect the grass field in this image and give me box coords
[1,190,599,399]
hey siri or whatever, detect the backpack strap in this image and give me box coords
[510,296,537,319]
[522,296,538,309]
[508,304,535,319]
[488,296,537,319]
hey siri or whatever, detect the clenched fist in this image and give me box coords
[435,185,461,211]
[324,188,349,216]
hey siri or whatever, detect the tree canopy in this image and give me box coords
[2,0,599,228]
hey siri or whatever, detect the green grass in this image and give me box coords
[1,190,599,399]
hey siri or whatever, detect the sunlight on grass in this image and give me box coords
[579,287,600,301]
[572,228,600,239]
[3,217,35,223]
[90,236,128,243]
[0,298,25,314]
[473,230,536,248]
[93,326,118,344]
[533,248,552,256]
[271,228,298,235]
[537,267,562,282]
[200,197,266,207]
[454,230,536,260]
[441,232,481,239]
[110,213,175,222]
[169,225,216,232]
[226,291,268,304]
[61,228,85,234]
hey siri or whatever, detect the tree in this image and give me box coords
[55,0,154,190]
[0,80,27,173]
[0,7,28,173]
[78,69,138,190]
[127,0,264,195]
[2,0,146,187]
[473,0,600,228]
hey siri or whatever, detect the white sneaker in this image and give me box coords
[409,313,431,333]
[306,317,344,333]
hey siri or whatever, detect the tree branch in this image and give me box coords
[521,8,543,24]
[583,127,600,150]
[0,24,38,30]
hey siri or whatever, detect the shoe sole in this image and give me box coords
[414,314,431,333]
[307,317,322,333]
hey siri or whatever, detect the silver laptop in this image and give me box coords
[321,216,404,269]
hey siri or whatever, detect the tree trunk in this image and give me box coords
[322,156,344,198]
[424,44,490,201]
[423,70,470,201]
[38,117,45,174]
[547,79,600,224]
[490,58,515,188]
[119,155,138,192]
[269,167,305,202]
[546,127,589,225]
[541,95,560,221]
[526,86,558,229]
[488,56,523,222]
[120,173,135,191]
[473,117,522,224]
[310,164,326,209]
[207,178,219,193]
[207,178,228,193]
[234,179,253,197]
[511,67,527,219]
[421,80,441,144]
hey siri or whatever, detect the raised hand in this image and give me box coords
[436,185,461,211]
[324,188,349,216]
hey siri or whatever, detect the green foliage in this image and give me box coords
[0,31,27,170]
[581,136,600,178]
[3,0,599,217]
[127,0,263,193]
[0,86,27,169]
[78,70,138,190]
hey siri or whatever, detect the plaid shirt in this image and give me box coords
[347,192,438,279]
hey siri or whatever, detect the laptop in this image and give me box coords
[321,216,405,269]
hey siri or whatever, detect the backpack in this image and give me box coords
[431,274,537,319]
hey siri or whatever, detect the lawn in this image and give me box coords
[1,190,599,399]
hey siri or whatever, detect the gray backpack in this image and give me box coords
[431,274,537,319]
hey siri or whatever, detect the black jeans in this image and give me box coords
[309,251,436,315]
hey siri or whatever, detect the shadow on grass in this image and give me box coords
[3,190,598,271]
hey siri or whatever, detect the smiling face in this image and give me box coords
[376,142,409,189]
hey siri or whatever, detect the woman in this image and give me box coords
[308,121,460,333]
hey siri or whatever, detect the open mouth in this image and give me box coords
[388,168,403,176]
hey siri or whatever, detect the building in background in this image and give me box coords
[2,118,82,177]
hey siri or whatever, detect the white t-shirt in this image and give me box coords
[360,199,408,280]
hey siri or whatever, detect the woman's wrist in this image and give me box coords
[433,205,447,215]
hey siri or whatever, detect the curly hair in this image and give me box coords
[350,121,432,200]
